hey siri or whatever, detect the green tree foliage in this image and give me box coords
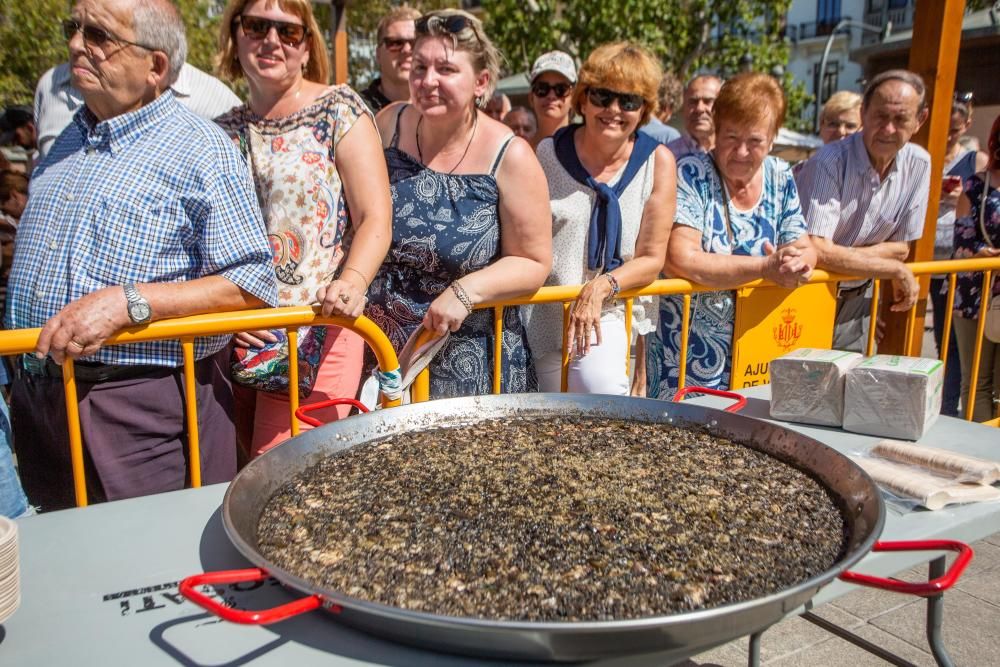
[176,0,223,76]
[481,0,811,130]
[0,0,68,105]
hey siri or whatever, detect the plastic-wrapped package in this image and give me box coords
[872,439,1000,484]
[769,348,863,426]
[843,355,944,440]
[850,456,1000,511]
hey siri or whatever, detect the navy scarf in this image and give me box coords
[553,123,659,271]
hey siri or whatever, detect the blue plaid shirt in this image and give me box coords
[5,92,278,366]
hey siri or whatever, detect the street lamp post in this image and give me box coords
[814,19,891,133]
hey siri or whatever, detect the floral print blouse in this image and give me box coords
[951,174,1000,319]
[215,86,370,306]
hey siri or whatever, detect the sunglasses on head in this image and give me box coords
[587,87,644,112]
[531,81,573,99]
[61,18,154,51]
[381,37,415,52]
[415,14,473,36]
[954,91,973,104]
[234,15,309,47]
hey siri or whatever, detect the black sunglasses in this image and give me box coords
[415,14,474,37]
[234,15,309,47]
[381,37,415,52]
[531,81,573,99]
[587,87,644,112]
[61,18,154,51]
[954,91,973,104]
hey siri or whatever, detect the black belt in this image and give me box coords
[21,354,166,383]
[837,280,872,298]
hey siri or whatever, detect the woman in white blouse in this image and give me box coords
[525,42,675,394]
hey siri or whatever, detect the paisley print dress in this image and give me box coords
[364,107,535,397]
[214,86,367,305]
[952,174,1000,318]
[646,153,807,399]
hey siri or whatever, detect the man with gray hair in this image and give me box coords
[33,1,239,160]
[795,69,929,352]
[6,0,277,510]
[666,73,722,159]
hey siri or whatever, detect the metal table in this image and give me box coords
[1,386,997,666]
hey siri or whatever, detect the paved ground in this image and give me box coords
[682,533,1000,666]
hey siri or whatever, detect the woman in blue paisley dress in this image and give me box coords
[647,73,817,399]
[365,10,551,397]
[950,112,1000,422]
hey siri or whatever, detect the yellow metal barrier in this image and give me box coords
[410,258,1000,425]
[0,307,401,507]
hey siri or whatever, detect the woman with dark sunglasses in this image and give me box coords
[527,51,577,150]
[365,9,552,399]
[524,42,675,394]
[646,73,816,400]
[213,0,392,457]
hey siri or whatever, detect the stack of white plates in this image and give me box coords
[0,516,19,624]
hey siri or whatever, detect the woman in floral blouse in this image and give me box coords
[951,113,1000,422]
[215,0,391,455]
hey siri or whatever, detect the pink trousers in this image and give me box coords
[249,326,365,457]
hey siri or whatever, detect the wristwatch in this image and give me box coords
[123,283,152,324]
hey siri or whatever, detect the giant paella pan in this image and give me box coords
[181,390,971,663]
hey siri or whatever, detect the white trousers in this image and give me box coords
[535,313,630,395]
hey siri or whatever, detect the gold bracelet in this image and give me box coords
[450,281,474,314]
[340,266,370,291]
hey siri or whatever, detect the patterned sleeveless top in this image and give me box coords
[364,106,536,397]
[215,86,369,305]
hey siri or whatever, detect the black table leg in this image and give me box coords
[926,555,955,667]
[747,630,762,667]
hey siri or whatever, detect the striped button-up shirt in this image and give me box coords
[6,92,278,367]
[665,134,705,161]
[795,132,930,246]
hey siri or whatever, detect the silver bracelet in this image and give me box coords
[450,281,474,314]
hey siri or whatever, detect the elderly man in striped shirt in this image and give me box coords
[796,70,929,352]
[5,0,278,510]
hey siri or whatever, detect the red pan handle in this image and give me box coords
[295,398,369,427]
[839,540,973,597]
[672,387,747,413]
[179,568,332,624]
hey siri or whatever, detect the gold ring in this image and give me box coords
[339,294,350,304]
[69,339,85,349]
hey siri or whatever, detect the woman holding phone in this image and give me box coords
[932,96,988,416]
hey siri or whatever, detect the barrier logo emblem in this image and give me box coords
[773,308,803,351]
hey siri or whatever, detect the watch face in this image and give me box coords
[129,301,152,323]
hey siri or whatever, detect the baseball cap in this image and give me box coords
[530,51,577,84]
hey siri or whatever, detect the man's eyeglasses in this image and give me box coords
[531,81,573,99]
[233,15,309,47]
[380,37,415,52]
[61,18,155,52]
[587,87,644,112]
[954,91,973,104]
[415,14,473,36]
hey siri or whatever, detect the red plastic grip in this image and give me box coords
[672,387,748,413]
[295,398,369,427]
[179,568,325,624]
[839,540,973,597]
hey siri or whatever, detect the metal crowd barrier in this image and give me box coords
[0,307,401,507]
[409,258,1000,426]
[0,258,997,508]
